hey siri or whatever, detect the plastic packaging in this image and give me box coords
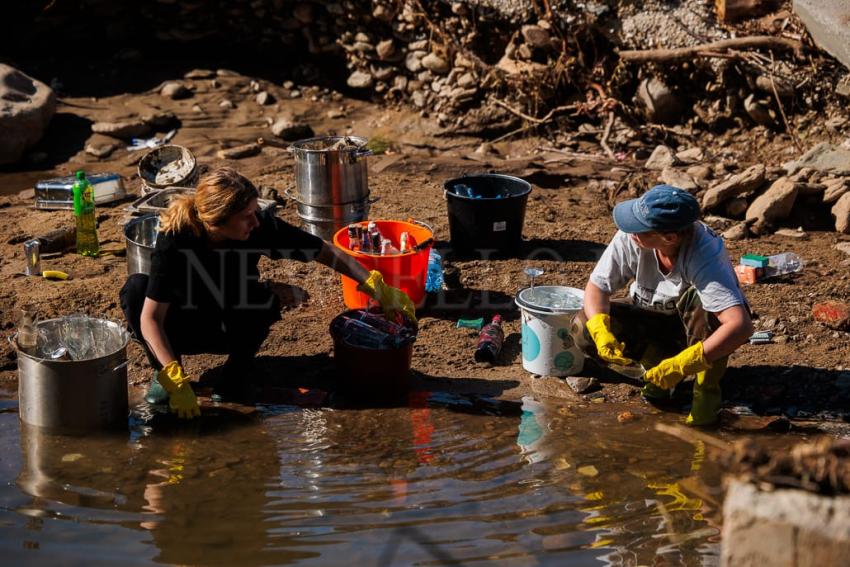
[335,311,415,350]
[72,171,100,257]
[17,307,38,355]
[475,315,504,363]
[425,249,444,293]
[763,252,804,279]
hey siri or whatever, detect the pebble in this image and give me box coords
[422,53,450,74]
[85,142,118,158]
[256,91,274,105]
[216,143,261,160]
[160,81,192,100]
[184,68,215,79]
[347,71,372,89]
[644,145,677,170]
[271,116,314,140]
[219,99,234,109]
[327,108,346,119]
[617,411,639,424]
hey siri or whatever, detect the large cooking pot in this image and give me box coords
[124,214,160,275]
[289,136,372,206]
[16,316,131,432]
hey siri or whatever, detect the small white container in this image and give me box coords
[515,286,585,377]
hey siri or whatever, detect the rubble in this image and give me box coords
[703,164,767,210]
[831,193,850,233]
[745,177,799,227]
[644,145,677,170]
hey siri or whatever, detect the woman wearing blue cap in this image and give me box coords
[573,184,754,425]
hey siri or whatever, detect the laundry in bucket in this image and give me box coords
[331,310,416,350]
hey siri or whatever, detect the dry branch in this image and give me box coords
[618,36,803,63]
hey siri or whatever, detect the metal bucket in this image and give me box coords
[138,144,198,194]
[284,188,375,239]
[123,214,159,275]
[15,317,131,432]
[289,136,372,206]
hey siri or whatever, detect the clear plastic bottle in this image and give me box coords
[425,249,444,292]
[764,252,804,278]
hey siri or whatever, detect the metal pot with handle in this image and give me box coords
[289,136,372,207]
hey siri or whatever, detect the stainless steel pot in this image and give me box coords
[284,189,377,240]
[124,214,160,275]
[16,317,130,432]
[289,136,372,206]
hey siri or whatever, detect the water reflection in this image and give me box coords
[0,395,728,565]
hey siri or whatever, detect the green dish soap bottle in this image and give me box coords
[72,170,99,256]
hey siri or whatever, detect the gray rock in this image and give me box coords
[405,51,426,73]
[744,94,775,127]
[84,142,118,158]
[184,69,215,79]
[794,0,850,70]
[256,91,274,105]
[347,70,373,89]
[835,242,850,255]
[676,147,705,163]
[687,164,713,183]
[271,116,314,141]
[160,82,192,100]
[566,376,599,394]
[723,222,749,240]
[660,167,698,192]
[746,177,799,225]
[411,90,428,108]
[91,119,150,139]
[0,64,56,165]
[832,192,850,233]
[457,72,477,89]
[645,145,678,170]
[635,77,681,125]
[824,178,850,204]
[784,142,850,176]
[521,25,551,48]
[421,53,450,74]
[703,164,767,210]
[775,228,809,240]
[370,65,395,82]
[216,142,261,160]
[376,39,396,60]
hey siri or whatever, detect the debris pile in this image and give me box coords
[721,436,850,496]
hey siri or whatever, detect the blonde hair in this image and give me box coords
[159,167,259,236]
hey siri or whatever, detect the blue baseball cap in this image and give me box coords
[612,184,700,233]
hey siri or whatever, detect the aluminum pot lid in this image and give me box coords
[516,286,584,312]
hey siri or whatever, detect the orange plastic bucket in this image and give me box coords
[332,219,433,309]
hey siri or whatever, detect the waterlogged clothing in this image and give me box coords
[146,208,323,314]
[589,222,745,314]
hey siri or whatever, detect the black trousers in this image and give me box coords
[119,273,281,371]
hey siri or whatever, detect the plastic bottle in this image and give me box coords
[474,315,504,363]
[399,232,410,253]
[72,171,100,256]
[380,238,400,256]
[764,252,804,278]
[425,249,443,293]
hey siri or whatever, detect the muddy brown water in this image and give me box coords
[0,392,758,566]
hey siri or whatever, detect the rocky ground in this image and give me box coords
[1,60,850,435]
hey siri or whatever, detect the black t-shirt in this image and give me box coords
[146,209,323,315]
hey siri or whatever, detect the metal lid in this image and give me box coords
[516,286,584,313]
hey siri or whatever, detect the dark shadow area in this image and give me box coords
[723,365,850,421]
[422,288,519,321]
[0,113,92,173]
[436,238,607,263]
[243,353,521,412]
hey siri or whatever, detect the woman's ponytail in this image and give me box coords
[159,194,203,236]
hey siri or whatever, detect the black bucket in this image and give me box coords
[444,174,532,252]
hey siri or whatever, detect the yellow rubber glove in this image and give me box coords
[357,270,418,325]
[156,361,201,419]
[644,342,711,391]
[585,313,634,366]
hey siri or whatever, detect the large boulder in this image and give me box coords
[0,64,56,165]
[745,177,799,226]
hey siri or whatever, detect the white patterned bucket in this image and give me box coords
[515,286,585,377]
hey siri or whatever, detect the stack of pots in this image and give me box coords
[288,136,375,240]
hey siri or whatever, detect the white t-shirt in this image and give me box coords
[590,223,746,314]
